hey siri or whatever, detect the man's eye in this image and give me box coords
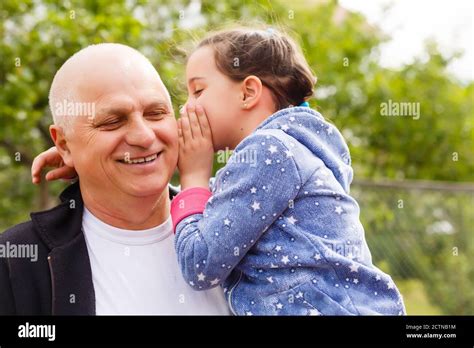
[145,111,166,119]
[97,119,122,129]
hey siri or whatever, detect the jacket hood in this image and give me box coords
[256,106,353,192]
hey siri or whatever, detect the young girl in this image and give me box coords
[173,28,405,316]
[33,28,406,316]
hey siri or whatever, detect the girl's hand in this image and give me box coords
[177,104,214,190]
[31,146,77,184]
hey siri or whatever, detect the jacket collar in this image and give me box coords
[31,182,84,250]
[30,182,94,315]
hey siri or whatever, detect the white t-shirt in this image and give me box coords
[82,207,230,315]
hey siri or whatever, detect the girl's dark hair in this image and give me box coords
[195,27,317,110]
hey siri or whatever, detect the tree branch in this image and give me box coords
[37,121,54,146]
[0,139,34,166]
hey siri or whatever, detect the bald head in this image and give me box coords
[49,43,170,133]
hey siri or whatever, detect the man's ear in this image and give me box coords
[49,125,74,167]
[239,75,263,110]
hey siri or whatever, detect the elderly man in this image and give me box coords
[0,43,229,315]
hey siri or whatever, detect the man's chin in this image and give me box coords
[109,174,168,198]
[124,181,168,198]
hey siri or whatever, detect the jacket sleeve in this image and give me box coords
[0,248,16,314]
[174,133,302,290]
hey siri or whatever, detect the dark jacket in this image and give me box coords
[0,182,177,315]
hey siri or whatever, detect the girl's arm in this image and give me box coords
[173,108,301,290]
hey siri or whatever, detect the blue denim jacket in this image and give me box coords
[175,107,406,315]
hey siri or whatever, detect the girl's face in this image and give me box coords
[185,45,243,151]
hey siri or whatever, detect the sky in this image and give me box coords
[339,0,473,82]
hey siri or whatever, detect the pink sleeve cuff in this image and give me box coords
[170,187,212,232]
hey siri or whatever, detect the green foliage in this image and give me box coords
[352,186,474,314]
[0,0,472,314]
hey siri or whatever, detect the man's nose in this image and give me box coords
[125,116,155,148]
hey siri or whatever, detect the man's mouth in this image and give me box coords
[117,152,162,165]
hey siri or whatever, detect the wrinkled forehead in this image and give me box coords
[75,56,170,105]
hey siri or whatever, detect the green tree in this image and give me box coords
[1,0,472,314]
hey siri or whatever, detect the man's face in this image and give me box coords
[63,59,179,198]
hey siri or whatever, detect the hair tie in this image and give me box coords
[299,101,309,107]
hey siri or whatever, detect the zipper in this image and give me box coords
[47,255,55,315]
[227,271,243,315]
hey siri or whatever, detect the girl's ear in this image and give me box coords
[239,75,263,110]
[49,125,74,167]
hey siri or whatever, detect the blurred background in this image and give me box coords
[0,0,473,314]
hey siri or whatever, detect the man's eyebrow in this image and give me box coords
[144,101,170,110]
[188,77,205,84]
[95,106,131,117]
[95,100,170,116]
